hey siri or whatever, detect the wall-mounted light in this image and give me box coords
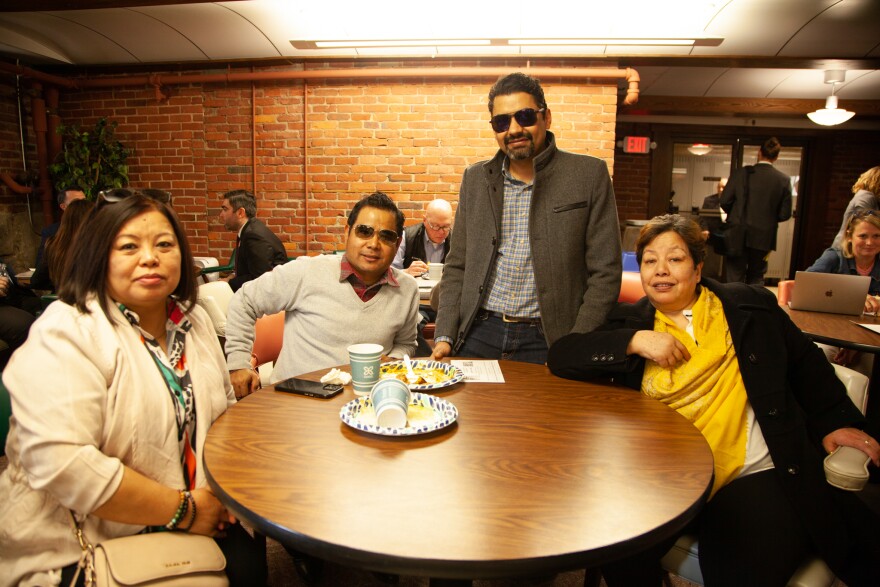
[807,70,855,126]
[687,144,713,156]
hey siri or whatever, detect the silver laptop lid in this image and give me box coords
[789,271,871,316]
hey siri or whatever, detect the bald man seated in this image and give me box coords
[392,198,454,277]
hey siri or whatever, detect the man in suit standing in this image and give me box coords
[219,189,288,292]
[721,137,793,285]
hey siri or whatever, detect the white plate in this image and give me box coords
[339,392,458,436]
[379,360,463,391]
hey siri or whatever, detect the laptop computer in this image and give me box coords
[788,271,871,316]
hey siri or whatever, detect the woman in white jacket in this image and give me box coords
[0,191,265,586]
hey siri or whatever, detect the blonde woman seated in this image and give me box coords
[548,214,880,587]
[0,190,265,586]
[808,210,880,368]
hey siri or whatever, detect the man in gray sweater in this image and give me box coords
[225,192,420,399]
[433,72,622,364]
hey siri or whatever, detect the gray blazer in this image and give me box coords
[436,131,622,351]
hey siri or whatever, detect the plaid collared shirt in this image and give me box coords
[340,257,399,302]
[483,160,540,318]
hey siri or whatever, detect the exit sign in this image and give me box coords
[622,136,651,154]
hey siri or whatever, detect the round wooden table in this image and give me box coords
[204,361,713,579]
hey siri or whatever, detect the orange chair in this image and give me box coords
[777,279,795,305]
[618,271,646,302]
[250,311,284,384]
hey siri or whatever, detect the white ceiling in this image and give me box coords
[0,0,878,101]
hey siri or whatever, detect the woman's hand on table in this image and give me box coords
[230,368,260,400]
[189,488,237,537]
[823,427,880,467]
[864,295,880,315]
[627,331,691,368]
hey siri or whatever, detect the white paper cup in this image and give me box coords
[348,343,384,396]
[370,378,412,428]
[427,262,444,280]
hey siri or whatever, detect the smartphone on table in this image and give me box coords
[275,377,344,399]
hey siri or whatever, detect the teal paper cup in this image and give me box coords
[347,343,384,396]
[370,378,412,428]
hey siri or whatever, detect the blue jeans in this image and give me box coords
[458,312,548,364]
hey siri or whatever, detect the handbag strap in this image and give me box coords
[68,510,97,587]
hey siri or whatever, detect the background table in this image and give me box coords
[204,361,713,579]
[782,305,880,427]
[782,305,880,353]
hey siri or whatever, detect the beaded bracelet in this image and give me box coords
[178,491,198,532]
[165,490,189,530]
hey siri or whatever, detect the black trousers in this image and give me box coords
[724,247,769,285]
[0,305,35,368]
[601,469,880,587]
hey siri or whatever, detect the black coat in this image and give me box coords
[720,163,792,251]
[229,218,288,292]
[547,278,873,570]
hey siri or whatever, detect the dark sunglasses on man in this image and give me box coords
[353,224,399,246]
[97,188,173,208]
[489,107,546,133]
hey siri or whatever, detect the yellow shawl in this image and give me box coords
[642,287,749,495]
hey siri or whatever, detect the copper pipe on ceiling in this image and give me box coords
[0,65,640,105]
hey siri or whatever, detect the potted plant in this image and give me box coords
[49,117,130,198]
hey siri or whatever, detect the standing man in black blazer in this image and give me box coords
[721,137,793,285]
[219,189,288,292]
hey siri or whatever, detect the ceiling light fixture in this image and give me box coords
[807,70,855,126]
[687,144,713,156]
[291,37,722,51]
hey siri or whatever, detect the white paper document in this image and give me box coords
[851,321,880,335]
[450,360,505,383]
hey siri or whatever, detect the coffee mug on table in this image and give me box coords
[370,378,412,428]
[347,343,384,396]
[427,262,443,280]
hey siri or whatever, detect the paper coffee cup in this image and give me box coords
[427,262,444,280]
[348,343,384,396]
[370,378,412,428]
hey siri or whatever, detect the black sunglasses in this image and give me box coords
[97,188,172,208]
[489,107,545,133]
[353,224,399,245]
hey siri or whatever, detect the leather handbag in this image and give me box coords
[69,512,228,587]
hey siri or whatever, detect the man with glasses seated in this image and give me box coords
[392,198,454,277]
[393,198,454,354]
[432,72,621,365]
[224,191,420,399]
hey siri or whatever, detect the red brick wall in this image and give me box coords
[14,61,618,261]
[611,150,652,222]
[823,134,880,245]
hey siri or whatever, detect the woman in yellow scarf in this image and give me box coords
[548,214,880,587]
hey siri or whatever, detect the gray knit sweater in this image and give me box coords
[225,254,420,381]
